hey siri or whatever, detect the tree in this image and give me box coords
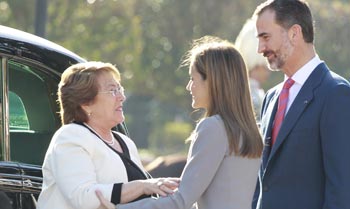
[2,0,349,154]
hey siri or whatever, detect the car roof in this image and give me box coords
[0,25,86,73]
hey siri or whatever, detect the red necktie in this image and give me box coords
[271,78,295,145]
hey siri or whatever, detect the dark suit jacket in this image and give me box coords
[253,63,350,209]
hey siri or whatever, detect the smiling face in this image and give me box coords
[84,71,126,128]
[256,9,294,71]
[186,65,209,109]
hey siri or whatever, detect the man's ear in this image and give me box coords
[289,24,302,42]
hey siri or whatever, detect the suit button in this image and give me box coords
[263,186,269,191]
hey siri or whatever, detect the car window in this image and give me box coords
[9,91,30,130]
[8,60,60,165]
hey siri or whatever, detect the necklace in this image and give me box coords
[101,135,115,146]
[83,123,115,146]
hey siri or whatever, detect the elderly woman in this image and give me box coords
[37,62,178,209]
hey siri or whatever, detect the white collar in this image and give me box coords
[285,55,323,85]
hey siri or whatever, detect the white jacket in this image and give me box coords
[37,123,146,209]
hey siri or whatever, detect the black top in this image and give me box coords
[111,132,151,204]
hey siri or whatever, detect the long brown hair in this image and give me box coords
[183,36,263,158]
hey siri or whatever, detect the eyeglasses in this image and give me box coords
[99,86,125,97]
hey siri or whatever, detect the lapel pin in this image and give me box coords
[304,100,309,104]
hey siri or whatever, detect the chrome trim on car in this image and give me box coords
[1,57,10,161]
[0,177,22,187]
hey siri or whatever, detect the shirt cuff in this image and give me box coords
[111,183,123,205]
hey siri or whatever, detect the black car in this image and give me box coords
[0,25,128,209]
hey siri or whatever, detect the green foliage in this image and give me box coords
[2,0,350,155]
[148,120,192,155]
[0,0,35,31]
[310,1,350,79]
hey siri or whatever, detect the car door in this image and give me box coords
[0,57,60,209]
[6,58,61,165]
[0,161,40,209]
[1,25,130,208]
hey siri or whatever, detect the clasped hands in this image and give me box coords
[96,177,180,209]
[141,177,180,197]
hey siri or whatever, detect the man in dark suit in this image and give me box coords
[252,0,350,209]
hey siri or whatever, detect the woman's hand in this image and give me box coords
[96,190,115,209]
[142,177,180,196]
[96,177,180,205]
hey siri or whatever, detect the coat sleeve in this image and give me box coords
[320,83,350,209]
[118,117,228,209]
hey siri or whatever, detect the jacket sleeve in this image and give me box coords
[118,117,228,209]
[320,83,350,209]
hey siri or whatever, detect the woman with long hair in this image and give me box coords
[97,36,263,209]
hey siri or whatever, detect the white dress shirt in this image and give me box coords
[285,55,323,114]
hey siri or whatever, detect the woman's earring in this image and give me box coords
[88,112,92,116]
